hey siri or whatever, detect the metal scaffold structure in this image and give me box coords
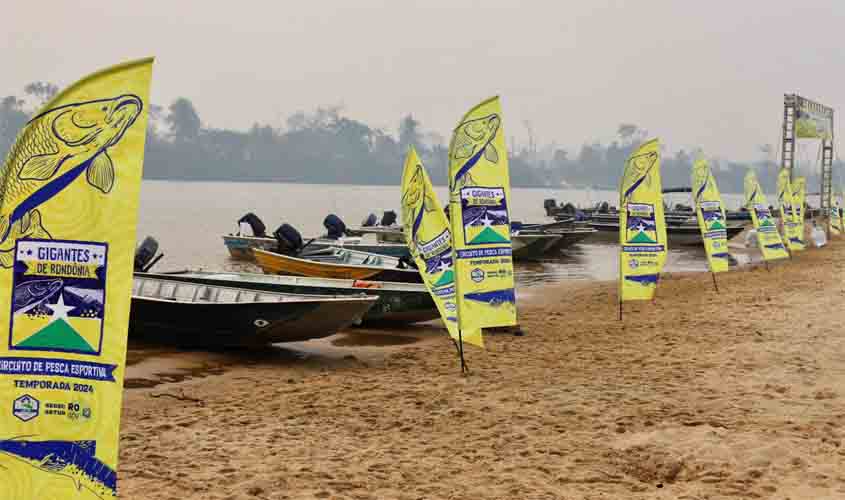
[781,94,835,234]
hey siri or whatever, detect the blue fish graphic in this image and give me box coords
[451,114,501,187]
[463,288,516,306]
[625,274,659,285]
[12,278,63,314]
[0,95,143,268]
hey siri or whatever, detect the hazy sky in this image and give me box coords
[5,1,843,160]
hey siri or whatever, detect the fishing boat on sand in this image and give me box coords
[130,276,377,345]
[253,248,423,283]
[135,270,440,325]
[348,224,594,260]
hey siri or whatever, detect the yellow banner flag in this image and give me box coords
[619,139,667,301]
[833,188,844,236]
[777,169,803,251]
[0,58,153,500]
[691,158,729,273]
[792,176,807,247]
[448,97,517,329]
[401,146,482,348]
[744,169,789,261]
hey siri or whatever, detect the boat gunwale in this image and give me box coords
[133,277,380,305]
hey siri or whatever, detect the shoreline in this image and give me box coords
[119,240,845,499]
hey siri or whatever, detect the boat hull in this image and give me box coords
[589,222,746,246]
[136,271,440,325]
[223,235,410,260]
[130,296,373,346]
[254,249,423,283]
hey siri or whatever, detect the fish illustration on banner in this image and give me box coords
[744,169,789,261]
[448,97,517,330]
[792,177,807,247]
[401,146,482,348]
[691,158,728,273]
[776,169,803,251]
[619,139,667,301]
[0,58,153,500]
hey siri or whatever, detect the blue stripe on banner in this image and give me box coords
[711,252,730,259]
[622,245,665,253]
[456,247,512,259]
[625,274,659,284]
[0,357,117,382]
[463,288,516,306]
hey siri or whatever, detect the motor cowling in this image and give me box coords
[274,224,303,255]
[380,210,397,227]
[134,237,159,272]
[323,214,347,240]
[543,199,558,216]
[237,212,267,237]
[361,213,378,227]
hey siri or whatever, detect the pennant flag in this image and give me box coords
[745,169,789,261]
[792,176,807,247]
[619,139,667,301]
[691,158,729,273]
[401,147,482,348]
[0,58,154,499]
[833,188,844,236]
[448,97,517,330]
[777,169,803,251]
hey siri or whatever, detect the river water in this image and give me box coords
[136,180,745,286]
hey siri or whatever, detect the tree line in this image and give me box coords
[0,82,828,195]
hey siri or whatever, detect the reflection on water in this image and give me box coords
[137,180,731,288]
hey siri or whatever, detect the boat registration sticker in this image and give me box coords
[9,239,108,355]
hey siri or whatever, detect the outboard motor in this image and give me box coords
[361,213,378,227]
[380,210,397,227]
[598,201,610,213]
[543,199,558,216]
[562,202,576,214]
[323,214,347,240]
[134,237,163,273]
[237,212,267,237]
[273,224,303,255]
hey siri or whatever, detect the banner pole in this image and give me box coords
[618,297,623,321]
[711,272,719,292]
[457,329,468,374]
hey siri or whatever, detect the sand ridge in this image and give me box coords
[118,240,845,499]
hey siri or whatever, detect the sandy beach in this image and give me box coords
[118,240,845,500]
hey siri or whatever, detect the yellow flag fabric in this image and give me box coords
[792,177,807,247]
[777,169,803,251]
[448,97,517,329]
[691,159,729,273]
[401,147,482,348]
[619,139,667,301]
[0,58,153,500]
[833,189,844,235]
[744,169,789,261]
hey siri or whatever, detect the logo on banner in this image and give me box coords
[460,186,510,246]
[700,201,726,232]
[9,239,107,355]
[625,203,659,244]
[13,394,40,422]
[754,205,776,229]
[418,230,454,288]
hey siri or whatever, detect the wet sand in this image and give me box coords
[119,240,845,499]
